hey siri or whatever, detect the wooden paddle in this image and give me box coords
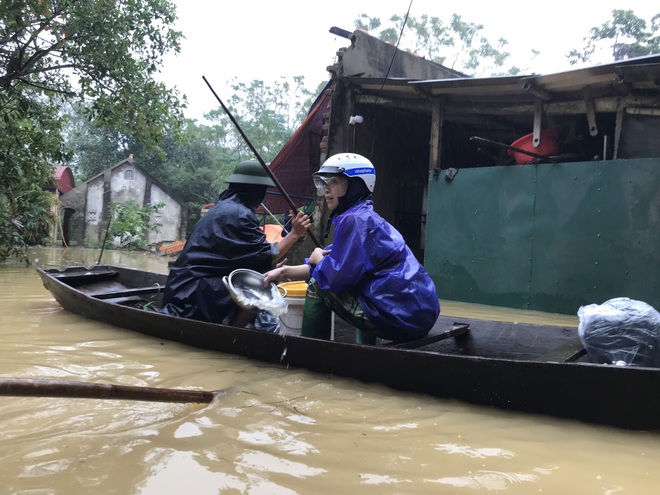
[0,378,226,404]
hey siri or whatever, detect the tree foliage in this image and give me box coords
[356,13,518,76]
[62,102,127,179]
[62,76,316,236]
[205,76,315,163]
[568,10,660,64]
[132,118,235,232]
[107,199,164,249]
[0,184,54,263]
[0,0,184,261]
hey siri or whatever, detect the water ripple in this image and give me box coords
[432,470,540,490]
[434,442,516,459]
[236,450,326,478]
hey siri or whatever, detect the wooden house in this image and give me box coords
[277,27,660,315]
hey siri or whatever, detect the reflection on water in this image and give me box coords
[0,246,659,494]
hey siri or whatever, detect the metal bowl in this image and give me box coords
[222,269,287,314]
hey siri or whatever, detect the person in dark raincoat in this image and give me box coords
[160,160,311,329]
[264,153,440,343]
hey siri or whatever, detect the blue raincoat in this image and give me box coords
[312,200,440,340]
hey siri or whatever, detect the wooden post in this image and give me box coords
[0,378,225,404]
[424,99,444,250]
[429,100,443,171]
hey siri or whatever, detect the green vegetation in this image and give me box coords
[568,10,660,64]
[64,76,319,234]
[106,200,164,249]
[0,4,657,262]
[356,13,518,76]
[0,0,184,262]
[357,10,659,76]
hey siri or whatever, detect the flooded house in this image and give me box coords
[282,27,659,314]
[60,156,188,248]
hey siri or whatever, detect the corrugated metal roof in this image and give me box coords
[344,54,660,107]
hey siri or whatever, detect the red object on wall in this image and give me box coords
[508,129,560,165]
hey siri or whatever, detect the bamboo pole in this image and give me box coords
[202,75,323,248]
[0,378,225,404]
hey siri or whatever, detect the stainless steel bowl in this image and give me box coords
[222,269,287,314]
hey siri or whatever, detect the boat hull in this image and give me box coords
[37,265,660,430]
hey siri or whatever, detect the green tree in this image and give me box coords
[568,10,660,64]
[0,0,184,262]
[62,102,128,180]
[64,111,238,234]
[106,199,164,249]
[136,119,236,232]
[0,184,55,263]
[62,75,321,236]
[205,76,315,163]
[356,13,517,76]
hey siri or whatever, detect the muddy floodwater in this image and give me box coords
[0,247,659,494]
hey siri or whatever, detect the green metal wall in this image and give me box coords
[425,159,660,315]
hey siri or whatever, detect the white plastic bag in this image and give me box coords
[578,297,660,367]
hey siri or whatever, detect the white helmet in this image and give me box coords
[313,153,376,192]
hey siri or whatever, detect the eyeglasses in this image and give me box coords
[313,175,346,193]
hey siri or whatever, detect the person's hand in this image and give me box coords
[308,247,330,266]
[264,266,289,286]
[289,210,311,237]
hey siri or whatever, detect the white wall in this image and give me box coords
[82,163,186,246]
[148,183,182,243]
[84,177,105,246]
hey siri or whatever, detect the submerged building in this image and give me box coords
[272,27,659,314]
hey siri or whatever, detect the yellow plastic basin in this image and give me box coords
[278,281,308,298]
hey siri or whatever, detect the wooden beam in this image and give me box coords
[536,339,586,362]
[429,99,443,171]
[93,286,163,300]
[533,97,544,146]
[613,99,625,160]
[583,86,599,136]
[522,81,552,101]
[53,270,118,284]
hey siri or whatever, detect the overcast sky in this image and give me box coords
[158,1,657,121]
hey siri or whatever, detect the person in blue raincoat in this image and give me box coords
[264,153,440,343]
[160,160,311,329]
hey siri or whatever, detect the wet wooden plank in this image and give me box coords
[52,269,118,285]
[93,286,164,300]
[537,338,586,362]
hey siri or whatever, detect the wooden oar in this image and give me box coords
[0,378,225,404]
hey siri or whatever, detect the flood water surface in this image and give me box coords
[0,247,658,494]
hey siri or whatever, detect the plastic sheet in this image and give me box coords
[578,297,660,367]
[232,284,288,318]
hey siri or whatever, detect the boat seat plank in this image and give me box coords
[93,286,164,300]
[537,338,587,362]
[53,270,119,284]
[386,323,470,349]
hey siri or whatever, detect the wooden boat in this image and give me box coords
[37,264,660,431]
